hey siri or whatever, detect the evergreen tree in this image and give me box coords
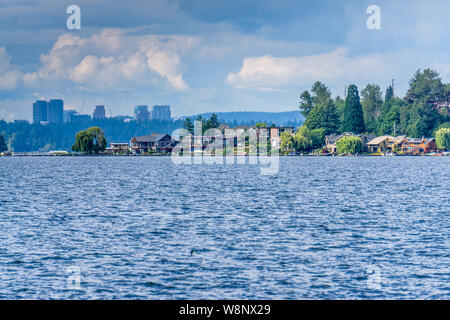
[334,96,345,131]
[299,90,313,117]
[304,102,339,135]
[376,99,401,135]
[406,102,442,137]
[183,118,194,134]
[342,84,366,133]
[302,82,339,135]
[361,84,383,133]
[300,81,332,118]
[385,85,394,103]
[403,69,447,137]
[311,81,332,106]
[405,69,445,104]
[206,113,220,129]
[0,134,7,152]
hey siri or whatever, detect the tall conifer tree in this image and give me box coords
[342,84,366,133]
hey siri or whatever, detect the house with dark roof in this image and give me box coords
[130,133,174,154]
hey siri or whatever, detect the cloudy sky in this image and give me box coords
[0,0,449,121]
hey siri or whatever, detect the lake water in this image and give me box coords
[0,156,448,299]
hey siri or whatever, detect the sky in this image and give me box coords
[0,0,449,121]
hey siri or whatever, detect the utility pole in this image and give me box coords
[393,122,396,136]
[344,85,347,99]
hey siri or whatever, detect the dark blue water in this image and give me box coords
[0,157,448,299]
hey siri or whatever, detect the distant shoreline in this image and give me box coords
[1,153,448,157]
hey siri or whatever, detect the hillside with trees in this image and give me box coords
[300,69,449,140]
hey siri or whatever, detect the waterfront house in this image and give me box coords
[367,135,408,154]
[268,127,295,148]
[384,135,407,153]
[358,134,377,151]
[401,137,437,154]
[325,134,340,153]
[130,134,174,154]
[367,136,391,153]
[106,142,130,155]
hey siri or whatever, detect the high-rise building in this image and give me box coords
[134,105,150,121]
[47,99,63,123]
[151,105,171,121]
[63,109,78,123]
[93,105,106,119]
[33,100,48,124]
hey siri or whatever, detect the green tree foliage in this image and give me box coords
[334,96,345,127]
[294,135,312,152]
[406,101,442,137]
[311,81,332,106]
[302,82,339,135]
[183,118,194,134]
[361,84,383,133]
[336,136,363,155]
[195,114,221,133]
[405,69,446,104]
[293,126,315,151]
[280,132,295,152]
[376,98,404,135]
[72,127,107,154]
[0,134,7,152]
[207,113,220,129]
[304,102,340,135]
[0,118,185,152]
[376,70,448,137]
[295,126,325,149]
[403,69,448,137]
[434,122,450,132]
[385,85,394,103]
[300,81,332,117]
[434,128,450,149]
[342,84,366,133]
[299,90,313,117]
[254,122,268,128]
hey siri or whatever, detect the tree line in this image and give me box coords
[0,118,184,152]
[299,69,449,139]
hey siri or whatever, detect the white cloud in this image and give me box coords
[0,47,22,90]
[227,48,387,90]
[23,29,195,91]
[145,49,187,90]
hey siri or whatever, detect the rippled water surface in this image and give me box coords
[0,156,449,299]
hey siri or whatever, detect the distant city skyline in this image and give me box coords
[30,99,174,123]
[0,0,449,122]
